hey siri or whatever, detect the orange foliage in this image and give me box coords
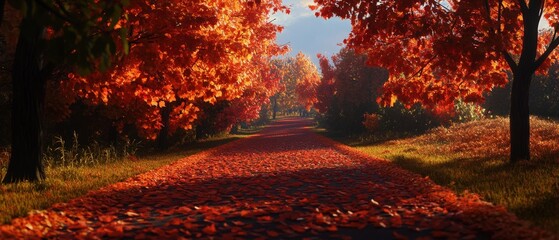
[311,0,559,113]
[272,53,321,113]
[294,52,321,111]
[57,0,287,139]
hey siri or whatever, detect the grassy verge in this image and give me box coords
[0,128,261,224]
[321,117,559,234]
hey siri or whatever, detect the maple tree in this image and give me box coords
[315,48,388,133]
[294,52,321,112]
[2,0,129,183]
[57,0,286,147]
[314,54,335,114]
[312,0,559,162]
[2,0,286,182]
[270,58,297,118]
[212,60,282,134]
[270,53,321,117]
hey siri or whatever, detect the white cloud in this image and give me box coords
[296,0,315,9]
[271,0,315,26]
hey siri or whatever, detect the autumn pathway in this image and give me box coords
[0,118,554,239]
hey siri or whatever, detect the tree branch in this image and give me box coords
[533,35,559,70]
[33,0,74,24]
[53,0,74,21]
[409,55,436,79]
[483,0,498,35]
[502,50,518,72]
[539,0,545,18]
[0,0,5,26]
[434,2,452,12]
[518,0,528,14]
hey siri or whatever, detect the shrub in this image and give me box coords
[378,102,441,134]
[453,100,486,123]
[362,113,380,132]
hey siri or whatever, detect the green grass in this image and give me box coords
[321,117,559,234]
[0,129,259,224]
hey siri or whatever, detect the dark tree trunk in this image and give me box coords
[509,72,532,162]
[508,2,539,163]
[2,17,45,183]
[0,0,5,26]
[230,124,239,134]
[108,124,119,145]
[156,105,171,150]
[272,97,278,119]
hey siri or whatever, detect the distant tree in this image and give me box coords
[271,58,299,117]
[294,52,321,114]
[315,54,335,114]
[316,48,388,133]
[270,53,321,118]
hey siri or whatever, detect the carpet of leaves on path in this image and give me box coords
[1,118,555,239]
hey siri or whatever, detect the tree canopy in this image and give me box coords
[311,0,559,161]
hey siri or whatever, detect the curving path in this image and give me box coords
[0,117,554,239]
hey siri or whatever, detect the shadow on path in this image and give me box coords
[0,117,554,239]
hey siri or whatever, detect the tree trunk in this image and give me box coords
[230,124,239,134]
[2,17,45,183]
[0,0,5,26]
[272,97,277,119]
[508,2,539,163]
[157,105,171,150]
[108,124,119,146]
[509,72,531,162]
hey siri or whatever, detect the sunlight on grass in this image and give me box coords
[326,117,559,234]
[0,131,258,224]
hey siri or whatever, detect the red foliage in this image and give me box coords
[294,53,321,111]
[314,54,335,113]
[0,118,554,239]
[311,0,559,113]
[53,0,287,139]
[362,113,380,132]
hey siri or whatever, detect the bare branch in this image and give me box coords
[410,55,436,79]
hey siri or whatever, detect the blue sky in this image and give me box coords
[271,0,351,66]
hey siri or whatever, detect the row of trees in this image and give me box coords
[311,0,559,162]
[315,47,454,136]
[1,0,288,183]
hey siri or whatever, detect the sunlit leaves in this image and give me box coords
[294,53,321,111]
[272,53,321,113]
[311,0,559,114]
[54,0,287,139]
